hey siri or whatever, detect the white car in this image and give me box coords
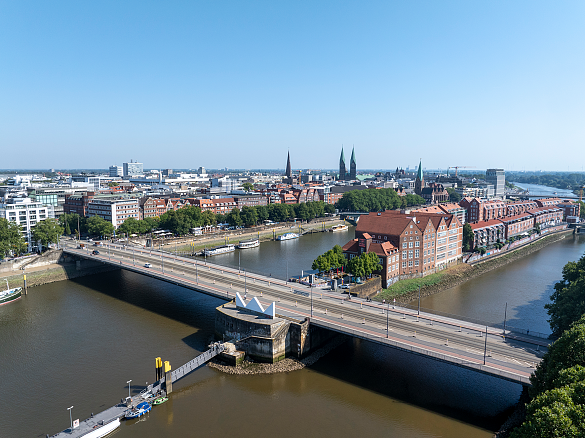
[339,284,350,289]
[144,263,152,268]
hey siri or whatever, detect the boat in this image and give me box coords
[276,232,299,241]
[203,244,235,256]
[80,418,120,438]
[0,279,22,306]
[125,401,151,419]
[152,396,168,406]
[329,224,349,232]
[236,238,260,249]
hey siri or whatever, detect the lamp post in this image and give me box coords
[483,326,488,365]
[195,260,198,283]
[418,285,421,315]
[310,283,313,317]
[127,379,132,399]
[67,406,74,430]
[387,300,390,338]
[503,302,508,337]
[244,269,247,294]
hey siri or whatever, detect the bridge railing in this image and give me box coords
[312,319,532,385]
[398,304,553,340]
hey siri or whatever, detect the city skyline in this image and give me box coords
[1,1,584,170]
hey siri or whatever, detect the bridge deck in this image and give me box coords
[64,242,547,386]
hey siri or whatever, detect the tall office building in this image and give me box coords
[486,169,505,198]
[123,161,143,177]
[109,165,123,177]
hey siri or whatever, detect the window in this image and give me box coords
[415,241,419,247]
[402,261,407,268]
[415,260,419,266]
[402,251,407,259]
[415,249,419,258]
[408,250,413,258]
[402,242,407,249]
[408,261,413,267]
[408,242,413,248]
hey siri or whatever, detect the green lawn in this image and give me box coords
[375,270,448,301]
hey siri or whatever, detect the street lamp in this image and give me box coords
[67,406,74,430]
[310,283,313,317]
[387,300,390,338]
[127,379,132,399]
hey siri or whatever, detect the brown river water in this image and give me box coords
[1,226,584,438]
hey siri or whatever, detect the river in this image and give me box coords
[2,213,584,437]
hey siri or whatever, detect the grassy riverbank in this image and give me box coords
[375,230,573,305]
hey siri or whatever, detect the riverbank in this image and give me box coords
[377,230,572,306]
[174,218,347,254]
[209,335,347,375]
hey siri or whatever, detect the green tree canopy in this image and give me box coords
[0,218,27,258]
[545,255,585,337]
[242,182,254,192]
[32,218,64,249]
[335,188,424,212]
[240,206,258,227]
[226,208,243,227]
[87,215,115,237]
[462,223,474,251]
[446,187,462,203]
[347,251,381,279]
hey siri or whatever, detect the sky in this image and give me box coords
[1,1,584,171]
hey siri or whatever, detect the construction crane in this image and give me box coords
[447,166,475,177]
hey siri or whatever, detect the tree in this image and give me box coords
[226,208,243,227]
[108,181,119,187]
[446,187,462,203]
[545,255,585,337]
[312,254,331,273]
[242,182,254,192]
[256,205,269,223]
[462,223,474,252]
[86,215,115,237]
[0,218,27,258]
[535,222,541,234]
[32,219,64,250]
[530,315,585,396]
[324,204,336,215]
[240,206,258,227]
[347,251,381,279]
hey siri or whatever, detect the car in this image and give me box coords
[339,284,350,289]
[144,263,152,268]
[92,250,100,255]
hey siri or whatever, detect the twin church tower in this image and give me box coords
[285,146,357,182]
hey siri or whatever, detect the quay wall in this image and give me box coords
[0,250,119,289]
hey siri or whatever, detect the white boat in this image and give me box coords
[236,239,260,249]
[204,244,236,256]
[329,224,349,232]
[277,233,299,241]
[80,418,120,438]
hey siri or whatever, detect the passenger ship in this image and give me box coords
[236,238,260,249]
[276,232,299,241]
[329,224,349,232]
[204,244,236,256]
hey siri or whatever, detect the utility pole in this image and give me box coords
[418,286,421,315]
[483,326,488,365]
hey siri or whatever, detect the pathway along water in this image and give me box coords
[2,224,583,437]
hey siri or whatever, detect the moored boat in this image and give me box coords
[204,244,235,256]
[236,238,260,249]
[80,418,120,438]
[276,232,299,241]
[152,396,168,406]
[329,224,349,232]
[0,279,22,306]
[125,401,151,419]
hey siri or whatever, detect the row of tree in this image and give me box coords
[334,188,425,212]
[508,171,585,191]
[312,245,381,279]
[510,254,585,437]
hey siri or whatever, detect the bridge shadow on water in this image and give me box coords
[71,268,521,432]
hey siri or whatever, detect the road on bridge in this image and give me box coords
[65,241,547,385]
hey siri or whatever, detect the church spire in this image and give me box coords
[285,150,292,178]
[339,146,347,181]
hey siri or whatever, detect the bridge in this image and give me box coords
[64,242,548,386]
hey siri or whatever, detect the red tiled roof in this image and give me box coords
[469,219,504,230]
[499,213,532,223]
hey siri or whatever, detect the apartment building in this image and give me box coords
[0,198,55,251]
[87,198,140,228]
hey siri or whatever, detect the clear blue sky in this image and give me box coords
[1,1,584,171]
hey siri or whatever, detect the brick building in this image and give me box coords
[63,192,96,216]
[469,219,505,249]
[186,198,237,215]
[506,200,538,216]
[342,234,400,287]
[499,213,534,239]
[343,210,462,284]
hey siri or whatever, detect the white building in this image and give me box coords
[87,197,140,228]
[0,198,55,251]
[109,165,123,177]
[123,161,144,177]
